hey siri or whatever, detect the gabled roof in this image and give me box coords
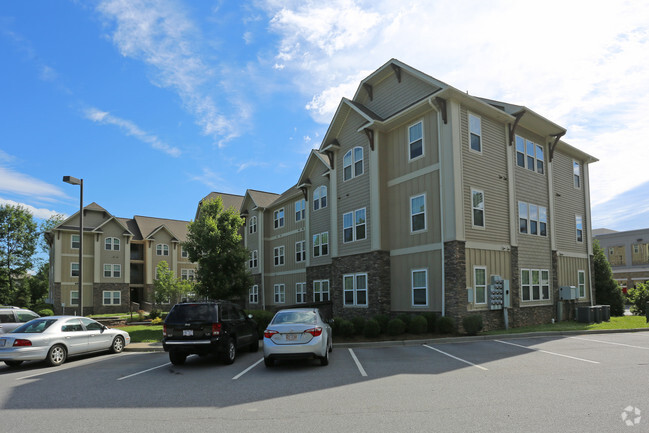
[269,184,302,208]
[248,189,281,208]
[53,202,130,234]
[196,192,245,220]
[297,150,331,187]
[133,215,190,242]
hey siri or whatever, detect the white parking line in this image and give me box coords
[17,352,131,381]
[232,358,264,380]
[569,336,649,350]
[495,339,600,364]
[423,344,488,371]
[117,362,171,380]
[348,348,367,376]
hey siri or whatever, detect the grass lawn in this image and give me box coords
[116,325,163,343]
[484,315,649,335]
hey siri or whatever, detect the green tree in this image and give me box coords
[593,239,625,316]
[183,197,252,300]
[153,261,193,305]
[26,262,50,307]
[0,205,38,304]
[628,283,649,316]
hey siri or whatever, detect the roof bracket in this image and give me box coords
[391,64,402,83]
[548,131,566,162]
[364,128,375,151]
[299,185,309,201]
[508,110,526,146]
[363,83,373,101]
[435,97,448,124]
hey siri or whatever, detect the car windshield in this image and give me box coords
[166,304,217,322]
[12,319,58,334]
[272,311,317,325]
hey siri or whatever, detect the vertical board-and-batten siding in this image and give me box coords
[465,248,512,291]
[558,255,590,298]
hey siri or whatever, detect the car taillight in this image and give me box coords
[305,327,322,337]
[13,339,32,347]
[212,323,222,336]
[264,329,278,339]
[162,325,167,337]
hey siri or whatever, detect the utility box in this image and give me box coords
[559,286,578,301]
[599,305,611,322]
[488,275,510,310]
[577,306,594,323]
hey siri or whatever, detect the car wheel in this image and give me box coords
[46,344,67,367]
[328,337,333,353]
[221,338,236,365]
[264,357,274,367]
[320,348,329,366]
[169,351,186,366]
[110,336,125,353]
[249,337,259,353]
[5,360,23,367]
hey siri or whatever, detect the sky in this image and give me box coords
[1,0,649,234]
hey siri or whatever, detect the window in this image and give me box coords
[471,190,484,228]
[105,237,120,251]
[181,269,195,281]
[102,291,121,306]
[343,146,363,181]
[296,283,306,303]
[181,247,188,258]
[71,262,79,277]
[515,136,544,174]
[70,290,79,306]
[409,121,423,160]
[633,244,640,254]
[516,136,525,168]
[343,273,368,307]
[573,161,581,188]
[608,247,614,256]
[343,209,366,243]
[71,234,80,249]
[521,269,550,301]
[576,215,583,243]
[519,201,547,237]
[474,267,487,304]
[156,244,169,256]
[313,185,327,210]
[273,208,285,229]
[249,250,258,268]
[411,194,426,232]
[295,241,305,263]
[274,284,285,303]
[469,113,482,152]
[536,145,545,174]
[412,269,428,306]
[295,199,305,222]
[313,232,329,257]
[249,216,257,234]
[539,207,547,236]
[249,285,258,304]
[104,264,121,278]
[518,202,528,234]
[313,280,330,302]
[578,270,586,298]
[274,246,285,266]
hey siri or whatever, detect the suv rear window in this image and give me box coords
[166,304,218,323]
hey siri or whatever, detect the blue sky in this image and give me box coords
[1,0,649,234]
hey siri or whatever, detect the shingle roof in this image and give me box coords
[248,189,281,208]
[133,215,190,241]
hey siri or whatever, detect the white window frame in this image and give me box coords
[573,160,581,189]
[468,112,482,153]
[343,208,366,243]
[71,234,80,249]
[249,285,259,304]
[274,246,285,266]
[273,208,285,229]
[521,269,551,302]
[70,290,79,306]
[105,237,120,251]
[249,250,258,268]
[313,185,327,211]
[471,189,485,229]
[295,199,305,222]
[296,282,306,304]
[515,135,544,175]
[181,269,195,281]
[578,270,586,298]
[102,290,121,306]
[408,120,424,161]
[313,232,329,257]
[412,269,428,307]
[273,284,285,304]
[103,264,121,278]
[410,194,427,233]
[343,273,368,307]
[474,267,487,305]
[576,215,583,243]
[519,201,547,237]
[156,244,169,256]
[343,146,364,181]
[313,280,330,302]
[181,246,188,258]
[249,216,257,234]
[71,262,79,277]
[295,241,305,263]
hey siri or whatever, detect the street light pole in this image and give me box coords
[63,176,83,316]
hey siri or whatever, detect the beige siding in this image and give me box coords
[465,249,512,289]
[557,256,591,301]
[264,272,308,306]
[385,110,439,180]
[309,164,332,266]
[552,150,588,253]
[98,220,127,283]
[390,250,443,311]
[244,206,261,274]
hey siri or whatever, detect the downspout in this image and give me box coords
[428,96,445,316]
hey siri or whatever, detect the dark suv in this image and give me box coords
[162,301,258,366]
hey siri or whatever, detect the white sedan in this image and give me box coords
[0,316,130,367]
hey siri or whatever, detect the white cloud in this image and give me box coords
[0,198,66,220]
[0,166,68,202]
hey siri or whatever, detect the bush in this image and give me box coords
[37,309,53,317]
[351,316,366,336]
[363,319,381,338]
[396,313,412,327]
[336,319,355,337]
[151,317,163,325]
[372,314,390,333]
[421,312,437,333]
[437,316,455,334]
[248,310,274,338]
[408,315,428,334]
[628,283,649,316]
[149,309,162,320]
[462,315,483,336]
[386,318,406,336]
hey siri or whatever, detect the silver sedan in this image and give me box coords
[263,308,332,367]
[0,316,130,367]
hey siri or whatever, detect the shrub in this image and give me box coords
[363,319,381,338]
[396,313,412,327]
[462,315,483,336]
[628,283,649,316]
[37,309,53,317]
[437,316,455,334]
[351,316,366,336]
[137,310,146,321]
[421,312,437,333]
[408,315,428,334]
[149,309,162,320]
[151,317,163,325]
[372,314,390,333]
[386,318,406,336]
[248,310,274,338]
[338,319,356,337]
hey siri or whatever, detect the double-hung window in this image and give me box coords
[296,283,306,303]
[249,285,258,304]
[515,136,544,174]
[273,284,285,304]
[469,113,482,152]
[180,269,195,281]
[343,273,368,307]
[273,209,284,229]
[573,161,581,188]
[343,208,366,243]
[313,280,330,302]
[104,264,121,278]
[411,194,426,232]
[103,291,121,306]
[474,267,487,304]
[412,269,428,306]
[313,232,329,257]
[409,121,423,160]
[70,290,79,306]
[578,270,586,298]
[71,234,80,249]
[576,215,583,243]
[105,237,120,251]
[519,201,547,237]
[249,216,257,234]
[521,269,550,301]
[274,246,285,266]
[295,199,305,222]
[249,250,258,268]
[313,185,327,210]
[471,189,484,228]
[156,244,169,256]
[343,147,363,181]
[295,241,305,262]
[71,263,79,277]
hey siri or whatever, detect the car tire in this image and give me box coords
[169,351,186,366]
[221,338,236,365]
[109,336,125,353]
[320,348,329,366]
[264,357,274,367]
[249,337,259,353]
[5,360,23,367]
[46,344,67,367]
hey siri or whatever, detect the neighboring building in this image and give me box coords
[46,203,198,315]
[594,228,649,291]
[232,58,598,330]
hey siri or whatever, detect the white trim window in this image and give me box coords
[313,280,330,301]
[313,232,329,257]
[105,237,120,251]
[71,262,79,277]
[181,247,188,258]
[181,269,195,281]
[295,199,305,222]
[70,290,79,306]
[71,234,80,249]
[576,215,583,243]
[519,201,547,237]
[104,264,121,278]
[343,146,364,181]
[578,270,586,298]
[515,136,544,174]
[469,113,482,152]
[156,244,169,256]
[343,208,366,243]
[411,194,426,232]
[273,284,285,304]
[249,216,257,234]
[412,269,428,306]
[273,208,285,229]
[474,267,487,304]
[296,282,306,304]
[249,285,259,304]
[521,269,550,301]
[343,273,368,307]
[249,250,258,268]
[274,246,285,266]
[573,160,581,188]
[471,189,485,228]
[103,290,121,306]
[408,121,424,160]
[313,185,327,211]
[295,241,306,263]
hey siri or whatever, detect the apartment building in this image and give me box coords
[46,202,198,315]
[594,228,649,291]
[234,58,597,330]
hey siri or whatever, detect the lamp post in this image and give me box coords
[63,176,83,316]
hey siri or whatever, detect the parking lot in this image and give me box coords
[2,331,649,432]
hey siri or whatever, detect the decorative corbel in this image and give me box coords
[364,128,375,151]
[391,64,402,83]
[548,131,566,162]
[363,83,373,101]
[508,111,526,146]
[435,97,448,124]
[299,186,309,201]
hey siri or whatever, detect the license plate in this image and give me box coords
[183,330,193,337]
[0,339,5,347]
[286,334,297,341]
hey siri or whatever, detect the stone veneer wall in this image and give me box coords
[92,283,130,315]
[306,263,333,301]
